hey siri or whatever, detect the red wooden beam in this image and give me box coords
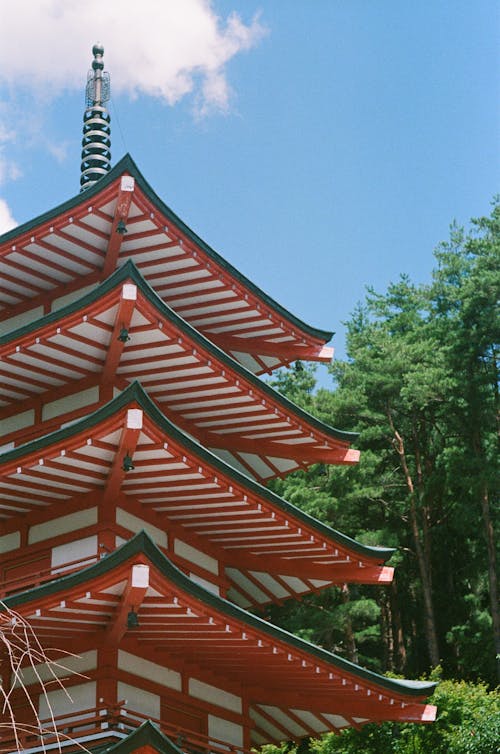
[102,175,135,278]
[102,409,143,503]
[209,334,334,362]
[104,562,149,644]
[102,283,138,384]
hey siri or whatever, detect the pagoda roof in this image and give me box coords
[0,155,333,375]
[2,531,437,739]
[0,260,358,480]
[0,382,393,605]
[90,722,184,754]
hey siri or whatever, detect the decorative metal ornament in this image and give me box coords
[127,608,139,629]
[122,454,135,472]
[80,43,111,192]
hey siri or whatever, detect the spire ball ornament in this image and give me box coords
[80,43,111,192]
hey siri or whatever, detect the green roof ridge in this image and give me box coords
[1,531,435,698]
[94,720,184,754]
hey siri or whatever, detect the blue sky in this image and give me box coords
[0,1,498,379]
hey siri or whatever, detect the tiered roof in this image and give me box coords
[4,532,437,747]
[0,155,333,374]
[0,383,393,608]
[0,262,357,480]
[0,145,436,750]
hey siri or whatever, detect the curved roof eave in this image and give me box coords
[0,153,333,345]
[0,380,392,562]
[1,531,436,698]
[0,257,357,445]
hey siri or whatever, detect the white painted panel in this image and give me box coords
[250,571,290,599]
[310,579,331,587]
[116,508,168,548]
[42,386,100,421]
[0,442,15,453]
[290,709,327,732]
[278,575,309,594]
[189,572,220,596]
[174,539,218,575]
[189,679,241,714]
[29,507,97,544]
[118,650,181,691]
[259,705,308,737]
[268,457,297,474]
[226,586,252,609]
[17,651,97,688]
[250,709,288,740]
[39,681,96,721]
[0,531,20,554]
[117,681,160,719]
[51,535,97,571]
[226,568,268,604]
[51,284,99,311]
[126,408,143,429]
[0,306,44,335]
[209,716,243,748]
[0,409,35,436]
[322,713,349,728]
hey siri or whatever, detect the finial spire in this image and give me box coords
[80,43,111,192]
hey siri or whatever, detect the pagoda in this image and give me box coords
[0,45,436,754]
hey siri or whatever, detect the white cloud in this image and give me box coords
[0,1,265,110]
[0,2,266,192]
[0,198,17,234]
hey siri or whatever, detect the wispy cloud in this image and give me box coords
[0,0,266,232]
[0,198,17,234]
[0,1,265,108]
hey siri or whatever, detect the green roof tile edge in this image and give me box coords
[1,531,436,698]
[0,379,392,562]
[0,153,333,344]
[91,721,184,754]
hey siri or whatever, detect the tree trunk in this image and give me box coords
[380,589,394,672]
[387,412,440,667]
[340,583,359,664]
[480,484,500,682]
[390,578,407,674]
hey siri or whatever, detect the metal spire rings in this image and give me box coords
[80,43,111,192]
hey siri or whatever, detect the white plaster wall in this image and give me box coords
[118,650,181,691]
[0,531,20,554]
[16,651,97,688]
[51,535,97,571]
[189,678,241,714]
[42,386,99,421]
[209,715,243,748]
[29,507,98,544]
[0,409,35,436]
[117,681,160,719]
[189,572,220,595]
[174,539,218,575]
[116,508,168,548]
[38,681,96,721]
[51,284,99,311]
[0,306,44,335]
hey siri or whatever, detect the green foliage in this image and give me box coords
[268,200,499,685]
